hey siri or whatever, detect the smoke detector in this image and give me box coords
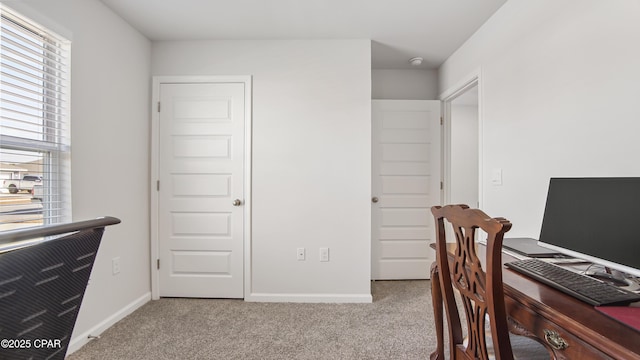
[409,57,423,66]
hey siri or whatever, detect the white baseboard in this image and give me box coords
[245,293,372,303]
[66,292,151,355]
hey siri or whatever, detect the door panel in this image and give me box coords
[382,144,430,162]
[172,251,232,274]
[158,82,245,298]
[372,100,441,280]
[381,176,430,194]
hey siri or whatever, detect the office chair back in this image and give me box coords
[431,205,513,360]
[0,216,120,360]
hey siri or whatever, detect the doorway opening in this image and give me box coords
[441,78,480,208]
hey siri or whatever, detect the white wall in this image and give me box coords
[7,0,152,352]
[439,0,640,236]
[372,69,438,100]
[152,40,372,301]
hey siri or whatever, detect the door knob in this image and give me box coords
[372,197,379,203]
[233,199,242,206]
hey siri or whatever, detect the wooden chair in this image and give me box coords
[429,204,547,360]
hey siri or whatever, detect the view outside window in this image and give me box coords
[0,150,44,230]
[0,5,71,231]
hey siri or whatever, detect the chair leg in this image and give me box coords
[430,263,445,360]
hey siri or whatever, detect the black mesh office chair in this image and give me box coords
[0,216,120,360]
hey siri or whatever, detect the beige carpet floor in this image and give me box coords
[67,280,436,360]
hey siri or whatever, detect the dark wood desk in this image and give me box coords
[434,243,640,359]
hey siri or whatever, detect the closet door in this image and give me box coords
[371,100,441,279]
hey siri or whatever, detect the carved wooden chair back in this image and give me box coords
[431,204,514,360]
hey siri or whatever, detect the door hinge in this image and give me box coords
[157,180,160,191]
[157,259,160,269]
[440,181,443,190]
[157,102,161,112]
[440,116,443,125]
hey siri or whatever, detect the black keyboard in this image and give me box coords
[505,258,640,306]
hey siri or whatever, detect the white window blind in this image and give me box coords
[0,5,71,231]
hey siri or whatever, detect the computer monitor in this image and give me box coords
[538,177,640,279]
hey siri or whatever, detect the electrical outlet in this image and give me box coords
[112,257,121,275]
[297,248,305,261]
[320,248,329,262]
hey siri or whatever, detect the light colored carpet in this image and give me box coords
[67,280,436,360]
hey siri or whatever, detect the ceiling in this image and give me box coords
[99,0,507,69]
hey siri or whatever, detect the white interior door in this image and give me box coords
[371,100,441,280]
[158,82,245,298]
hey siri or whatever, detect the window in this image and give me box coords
[0,6,71,231]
